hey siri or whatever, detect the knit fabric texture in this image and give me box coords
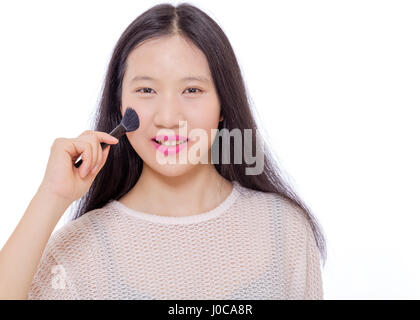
[27,180,324,300]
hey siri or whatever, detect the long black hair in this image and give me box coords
[70,2,327,265]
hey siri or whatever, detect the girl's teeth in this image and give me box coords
[156,140,187,146]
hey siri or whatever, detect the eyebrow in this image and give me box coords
[130,75,210,84]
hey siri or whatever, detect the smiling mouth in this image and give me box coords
[152,138,189,146]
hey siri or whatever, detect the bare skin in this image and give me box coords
[118,34,233,216]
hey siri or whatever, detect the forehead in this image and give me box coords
[125,35,211,81]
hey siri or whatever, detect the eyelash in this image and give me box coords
[135,88,203,95]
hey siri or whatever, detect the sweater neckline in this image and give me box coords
[110,180,241,225]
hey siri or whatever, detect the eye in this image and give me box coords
[135,87,203,95]
[136,88,155,94]
[184,88,203,95]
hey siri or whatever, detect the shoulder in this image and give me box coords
[273,193,314,238]
[45,204,112,258]
[234,183,313,238]
[239,184,315,246]
[28,206,110,299]
[269,193,321,267]
[233,182,281,209]
[235,183,309,223]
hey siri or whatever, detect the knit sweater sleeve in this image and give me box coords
[27,238,69,299]
[27,223,81,300]
[276,194,324,300]
[303,217,324,300]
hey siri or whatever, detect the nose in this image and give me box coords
[153,99,186,129]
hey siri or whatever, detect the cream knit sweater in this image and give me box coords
[27,180,324,299]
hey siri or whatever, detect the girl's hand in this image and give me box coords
[38,130,119,205]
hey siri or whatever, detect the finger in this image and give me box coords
[90,144,110,176]
[90,137,104,175]
[79,130,118,150]
[62,138,92,178]
[96,137,103,170]
[79,130,118,144]
[91,136,99,173]
[61,138,92,178]
[94,131,119,145]
[75,133,97,166]
[78,129,94,138]
[67,140,93,179]
[73,130,118,177]
[90,131,118,173]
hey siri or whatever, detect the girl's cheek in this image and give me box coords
[137,109,154,125]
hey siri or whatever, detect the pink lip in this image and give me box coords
[151,137,189,155]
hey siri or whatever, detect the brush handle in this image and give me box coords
[73,124,126,168]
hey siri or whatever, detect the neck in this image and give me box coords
[119,163,233,217]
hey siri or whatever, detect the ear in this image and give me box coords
[219,113,224,122]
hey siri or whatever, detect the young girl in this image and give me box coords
[0,3,326,300]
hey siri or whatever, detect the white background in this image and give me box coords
[0,0,419,299]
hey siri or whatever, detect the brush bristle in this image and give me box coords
[121,107,140,132]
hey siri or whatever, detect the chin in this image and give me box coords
[148,162,195,178]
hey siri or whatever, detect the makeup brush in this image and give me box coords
[74,107,140,168]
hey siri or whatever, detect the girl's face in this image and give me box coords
[120,34,223,177]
